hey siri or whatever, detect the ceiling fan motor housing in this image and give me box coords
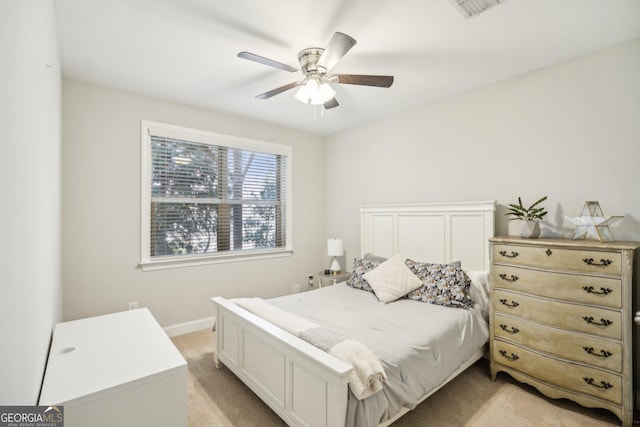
[298,48,326,75]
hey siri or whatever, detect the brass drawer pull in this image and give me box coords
[499,251,519,259]
[499,324,519,334]
[583,346,613,359]
[582,316,613,327]
[582,286,613,296]
[498,350,519,361]
[583,377,613,390]
[499,299,519,308]
[582,258,613,267]
[498,274,519,282]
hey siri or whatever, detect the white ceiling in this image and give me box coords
[54,0,640,136]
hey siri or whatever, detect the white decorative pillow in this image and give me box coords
[466,270,490,320]
[363,254,423,303]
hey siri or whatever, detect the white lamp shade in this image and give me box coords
[327,238,343,256]
[315,82,335,104]
[295,79,336,105]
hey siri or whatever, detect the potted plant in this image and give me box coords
[506,196,548,238]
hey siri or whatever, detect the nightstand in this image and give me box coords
[317,271,351,288]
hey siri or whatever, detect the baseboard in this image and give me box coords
[164,316,216,337]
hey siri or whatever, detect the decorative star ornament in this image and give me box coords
[564,201,623,241]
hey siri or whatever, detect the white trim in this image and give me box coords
[145,121,291,157]
[163,316,216,337]
[140,249,293,271]
[359,200,496,213]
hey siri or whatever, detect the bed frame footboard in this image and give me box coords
[212,296,352,427]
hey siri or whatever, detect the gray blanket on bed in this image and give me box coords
[269,283,489,427]
[299,326,345,352]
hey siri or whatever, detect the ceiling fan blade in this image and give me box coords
[255,81,301,99]
[317,32,357,72]
[333,74,394,88]
[238,51,298,73]
[324,98,339,109]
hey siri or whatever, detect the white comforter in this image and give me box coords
[268,282,489,426]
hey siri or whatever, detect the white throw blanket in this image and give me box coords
[233,297,387,400]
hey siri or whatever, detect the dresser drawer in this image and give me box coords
[494,290,621,340]
[493,244,622,276]
[492,340,622,405]
[493,265,622,308]
[494,313,622,372]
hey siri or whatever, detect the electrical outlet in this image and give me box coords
[128,301,138,310]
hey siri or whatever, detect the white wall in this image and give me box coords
[62,79,325,327]
[324,38,640,266]
[61,38,639,330]
[0,1,62,404]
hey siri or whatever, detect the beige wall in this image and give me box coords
[324,38,640,267]
[62,79,325,327]
[62,38,640,330]
[0,0,62,404]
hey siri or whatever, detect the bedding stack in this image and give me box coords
[258,253,491,426]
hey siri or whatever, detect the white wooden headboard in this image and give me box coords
[360,201,496,271]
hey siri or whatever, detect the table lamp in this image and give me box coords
[327,238,343,274]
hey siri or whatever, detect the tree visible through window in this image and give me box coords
[141,122,290,268]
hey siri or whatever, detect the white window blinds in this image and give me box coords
[141,121,291,270]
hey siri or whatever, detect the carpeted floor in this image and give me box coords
[172,329,624,426]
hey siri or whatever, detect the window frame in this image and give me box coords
[140,120,293,271]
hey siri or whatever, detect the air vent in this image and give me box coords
[449,0,506,19]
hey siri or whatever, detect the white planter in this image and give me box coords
[520,220,541,238]
[507,221,521,236]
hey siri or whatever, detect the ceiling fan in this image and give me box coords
[238,32,394,109]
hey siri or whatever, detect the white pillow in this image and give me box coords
[363,254,423,303]
[465,270,490,320]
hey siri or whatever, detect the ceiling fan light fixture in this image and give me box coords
[294,78,335,105]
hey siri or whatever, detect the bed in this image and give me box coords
[211,201,496,427]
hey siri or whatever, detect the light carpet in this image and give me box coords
[172,329,623,426]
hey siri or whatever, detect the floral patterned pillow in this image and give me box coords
[404,259,473,309]
[346,258,380,294]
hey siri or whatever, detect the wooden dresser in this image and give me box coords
[489,236,639,426]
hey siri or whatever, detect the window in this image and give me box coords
[140,121,292,270]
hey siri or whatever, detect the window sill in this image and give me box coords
[139,248,293,271]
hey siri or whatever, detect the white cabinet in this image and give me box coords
[39,308,187,427]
